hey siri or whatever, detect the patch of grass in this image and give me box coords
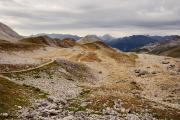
[65,89,91,113]
[91,82,134,93]
[0,77,47,117]
[77,85,180,119]
[85,95,115,111]
[66,89,116,113]
[67,100,86,113]
[79,89,91,98]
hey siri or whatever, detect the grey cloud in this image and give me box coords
[0,0,180,36]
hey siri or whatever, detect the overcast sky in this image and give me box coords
[0,0,180,37]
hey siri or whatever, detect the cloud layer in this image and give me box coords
[0,0,180,36]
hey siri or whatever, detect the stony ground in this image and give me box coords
[0,42,180,119]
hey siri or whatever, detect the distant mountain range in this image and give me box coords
[34,33,81,40]
[40,33,178,51]
[77,34,178,51]
[131,36,180,58]
[99,34,115,41]
[0,22,179,54]
[105,35,177,51]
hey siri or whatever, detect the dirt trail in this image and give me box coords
[0,60,54,74]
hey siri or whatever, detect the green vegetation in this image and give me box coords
[65,89,116,113]
[0,76,47,116]
[66,86,180,119]
[66,89,91,113]
[67,99,86,112]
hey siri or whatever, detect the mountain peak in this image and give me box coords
[100,34,115,41]
[34,33,81,40]
[0,22,22,42]
[78,35,102,44]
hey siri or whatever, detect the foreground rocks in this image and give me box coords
[134,69,149,77]
[18,97,156,120]
[0,113,9,118]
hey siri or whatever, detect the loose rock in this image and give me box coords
[1,113,8,118]
[162,61,170,64]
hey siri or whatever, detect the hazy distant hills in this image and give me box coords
[41,33,177,52]
[99,34,115,41]
[0,22,22,42]
[35,33,81,40]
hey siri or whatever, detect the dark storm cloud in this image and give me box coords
[0,0,180,36]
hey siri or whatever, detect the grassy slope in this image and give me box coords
[161,47,180,58]
[0,76,47,118]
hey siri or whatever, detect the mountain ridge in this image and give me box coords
[0,22,22,42]
[106,35,177,51]
[34,33,81,40]
[131,36,180,58]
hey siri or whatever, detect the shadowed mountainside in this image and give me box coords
[106,35,177,51]
[131,36,180,58]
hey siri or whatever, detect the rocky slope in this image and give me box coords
[0,22,22,42]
